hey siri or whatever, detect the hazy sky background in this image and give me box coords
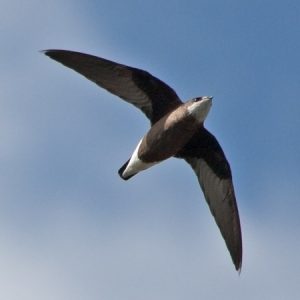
[1,0,300,299]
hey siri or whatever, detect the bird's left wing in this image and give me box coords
[177,128,242,271]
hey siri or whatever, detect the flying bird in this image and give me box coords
[44,49,242,271]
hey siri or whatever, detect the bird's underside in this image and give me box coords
[44,49,242,271]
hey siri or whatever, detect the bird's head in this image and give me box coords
[186,96,213,122]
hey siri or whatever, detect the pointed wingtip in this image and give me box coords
[40,49,58,60]
[40,49,51,56]
[236,261,242,274]
[233,250,242,274]
[40,49,69,59]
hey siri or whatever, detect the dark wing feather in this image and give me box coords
[43,49,182,124]
[177,128,242,271]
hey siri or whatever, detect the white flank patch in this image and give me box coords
[122,139,159,178]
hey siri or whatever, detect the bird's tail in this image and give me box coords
[118,159,137,180]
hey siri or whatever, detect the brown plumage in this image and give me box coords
[44,49,242,271]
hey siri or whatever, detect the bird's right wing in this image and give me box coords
[44,49,182,124]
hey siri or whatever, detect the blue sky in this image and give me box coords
[1,0,300,299]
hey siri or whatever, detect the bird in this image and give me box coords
[43,49,242,271]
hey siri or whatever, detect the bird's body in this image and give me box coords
[44,49,242,271]
[121,97,212,179]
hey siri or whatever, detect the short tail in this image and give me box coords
[118,159,137,180]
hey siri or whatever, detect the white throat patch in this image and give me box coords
[187,97,212,122]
